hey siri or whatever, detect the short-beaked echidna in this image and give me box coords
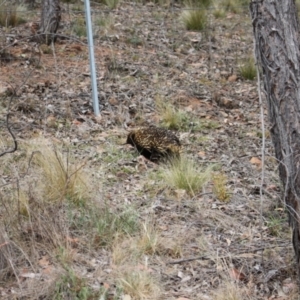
[126,126,181,162]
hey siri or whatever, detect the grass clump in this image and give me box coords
[156,97,219,132]
[220,0,249,13]
[213,9,226,19]
[105,0,120,9]
[137,222,160,255]
[239,56,256,80]
[181,0,212,31]
[212,172,230,202]
[266,213,287,237]
[156,98,189,130]
[54,268,100,299]
[162,156,214,195]
[181,8,207,31]
[94,206,140,247]
[0,5,27,27]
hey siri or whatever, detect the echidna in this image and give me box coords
[126,126,181,162]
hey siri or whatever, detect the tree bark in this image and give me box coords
[38,0,61,45]
[250,0,300,278]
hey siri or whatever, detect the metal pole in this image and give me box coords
[84,0,100,115]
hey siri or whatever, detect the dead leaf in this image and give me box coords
[250,157,262,169]
[229,267,246,282]
[228,74,237,82]
[38,255,51,268]
[103,282,110,289]
[198,151,206,158]
[109,97,119,106]
[72,119,82,125]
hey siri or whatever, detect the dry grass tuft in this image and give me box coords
[137,222,160,255]
[118,269,161,299]
[212,172,231,202]
[213,281,246,300]
[0,5,27,27]
[33,142,89,205]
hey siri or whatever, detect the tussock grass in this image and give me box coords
[181,0,212,31]
[162,156,214,195]
[0,5,27,27]
[239,56,256,80]
[181,9,207,31]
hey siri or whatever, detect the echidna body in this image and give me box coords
[126,126,181,162]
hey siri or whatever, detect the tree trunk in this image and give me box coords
[250,0,300,278]
[38,0,61,45]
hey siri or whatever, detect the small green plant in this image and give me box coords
[156,97,219,132]
[126,35,143,46]
[266,215,286,237]
[54,268,99,300]
[239,56,256,80]
[156,99,188,130]
[73,24,86,37]
[212,172,230,202]
[162,156,214,195]
[96,15,115,29]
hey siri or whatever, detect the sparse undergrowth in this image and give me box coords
[0,0,297,299]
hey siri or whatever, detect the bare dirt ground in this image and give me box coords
[0,1,298,299]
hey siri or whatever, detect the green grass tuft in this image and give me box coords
[239,56,256,80]
[162,156,214,195]
[94,206,140,247]
[181,9,207,31]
